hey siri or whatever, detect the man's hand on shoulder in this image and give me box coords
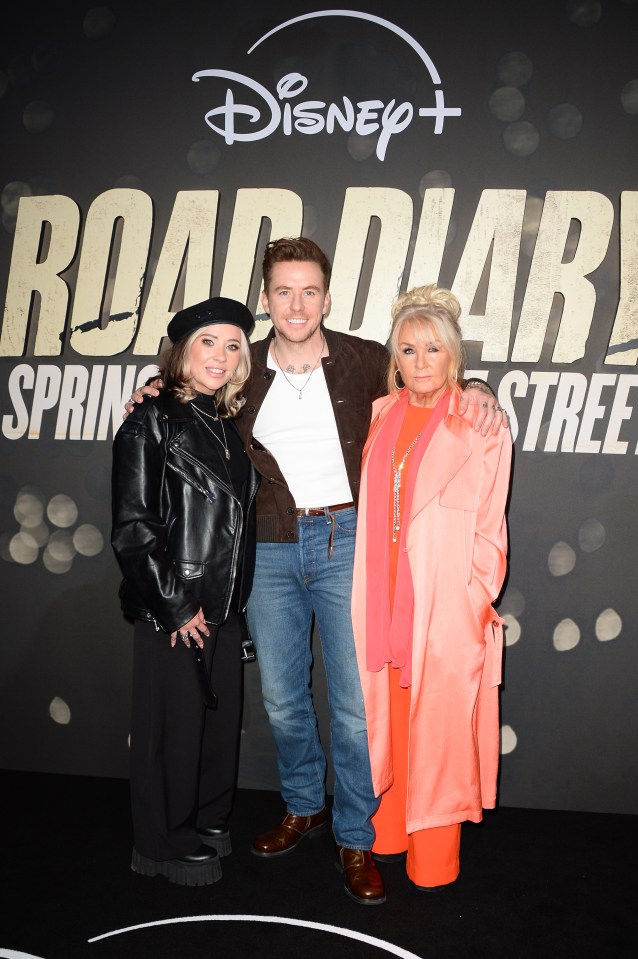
[458,380,509,436]
[123,377,164,420]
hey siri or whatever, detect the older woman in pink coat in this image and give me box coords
[351,284,512,892]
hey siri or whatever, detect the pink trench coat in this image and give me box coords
[351,391,513,832]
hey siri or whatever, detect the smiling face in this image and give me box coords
[395,319,452,407]
[186,323,243,395]
[261,260,331,348]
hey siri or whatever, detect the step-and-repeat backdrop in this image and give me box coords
[1,0,636,814]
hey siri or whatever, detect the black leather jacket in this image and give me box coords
[112,392,259,632]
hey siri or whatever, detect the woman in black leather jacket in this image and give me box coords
[112,297,259,887]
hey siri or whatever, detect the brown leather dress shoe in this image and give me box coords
[335,846,386,905]
[251,810,327,857]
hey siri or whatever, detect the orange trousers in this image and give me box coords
[371,665,461,888]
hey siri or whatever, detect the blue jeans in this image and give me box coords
[247,507,378,849]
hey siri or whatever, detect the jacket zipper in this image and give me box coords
[167,450,244,619]
[166,460,218,504]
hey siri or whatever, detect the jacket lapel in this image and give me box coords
[167,403,238,498]
[362,395,398,463]
[408,405,473,520]
[363,392,475,517]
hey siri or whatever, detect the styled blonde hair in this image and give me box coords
[162,327,251,417]
[387,284,465,397]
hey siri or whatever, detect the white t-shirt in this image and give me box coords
[253,355,353,508]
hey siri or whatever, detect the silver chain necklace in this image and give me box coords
[191,402,231,460]
[272,333,325,400]
[391,431,424,542]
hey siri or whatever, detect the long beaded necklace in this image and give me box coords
[272,333,326,400]
[191,402,231,460]
[391,431,423,543]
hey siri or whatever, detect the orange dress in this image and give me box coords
[372,403,461,888]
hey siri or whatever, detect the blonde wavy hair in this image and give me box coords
[387,284,465,397]
[161,327,251,417]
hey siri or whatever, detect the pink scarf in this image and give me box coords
[364,390,450,686]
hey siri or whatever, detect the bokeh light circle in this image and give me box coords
[47,494,79,528]
[595,608,622,642]
[503,614,521,646]
[418,169,453,195]
[187,140,221,175]
[553,619,581,651]
[47,530,76,563]
[14,488,45,527]
[578,518,606,552]
[567,0,602,27]
[503,121,539,157]
[1,181,33,217]
[43,546,73,574]
[23,522,50,548]
[547,103,582,139]
[548,541,576,576]
[497,52,533,87]
[489,86,526,122]
[500,725,518,754]
[347,132,377,161]
[500,586,526,617]
[73,524,104,557]
[9,532,39,564]
[49,697,71,724]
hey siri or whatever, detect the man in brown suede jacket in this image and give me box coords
[237,238,389,906]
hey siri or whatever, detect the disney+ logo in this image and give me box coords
[192,10,461,161]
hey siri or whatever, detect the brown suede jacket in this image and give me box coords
[234,326,389,543]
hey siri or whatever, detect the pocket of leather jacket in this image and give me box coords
[173,560,205,580]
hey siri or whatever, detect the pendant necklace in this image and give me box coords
[191,402,231,460]
[391,431,423,543]
[273,333,325,400]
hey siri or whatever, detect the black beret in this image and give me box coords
[166,297,254,343]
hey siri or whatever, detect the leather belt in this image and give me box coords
[295,501,354,516]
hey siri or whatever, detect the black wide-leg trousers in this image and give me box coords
[130,610,243,861]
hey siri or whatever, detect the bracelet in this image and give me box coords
[463,378,495,397]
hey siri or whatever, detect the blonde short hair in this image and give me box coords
[162,327,251,418]
[387,284,465,397]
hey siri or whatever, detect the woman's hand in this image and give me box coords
[458,386,509,436]
[170,608,210,648]
[123,378,164,418]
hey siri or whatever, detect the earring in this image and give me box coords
[394,369,404,389]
